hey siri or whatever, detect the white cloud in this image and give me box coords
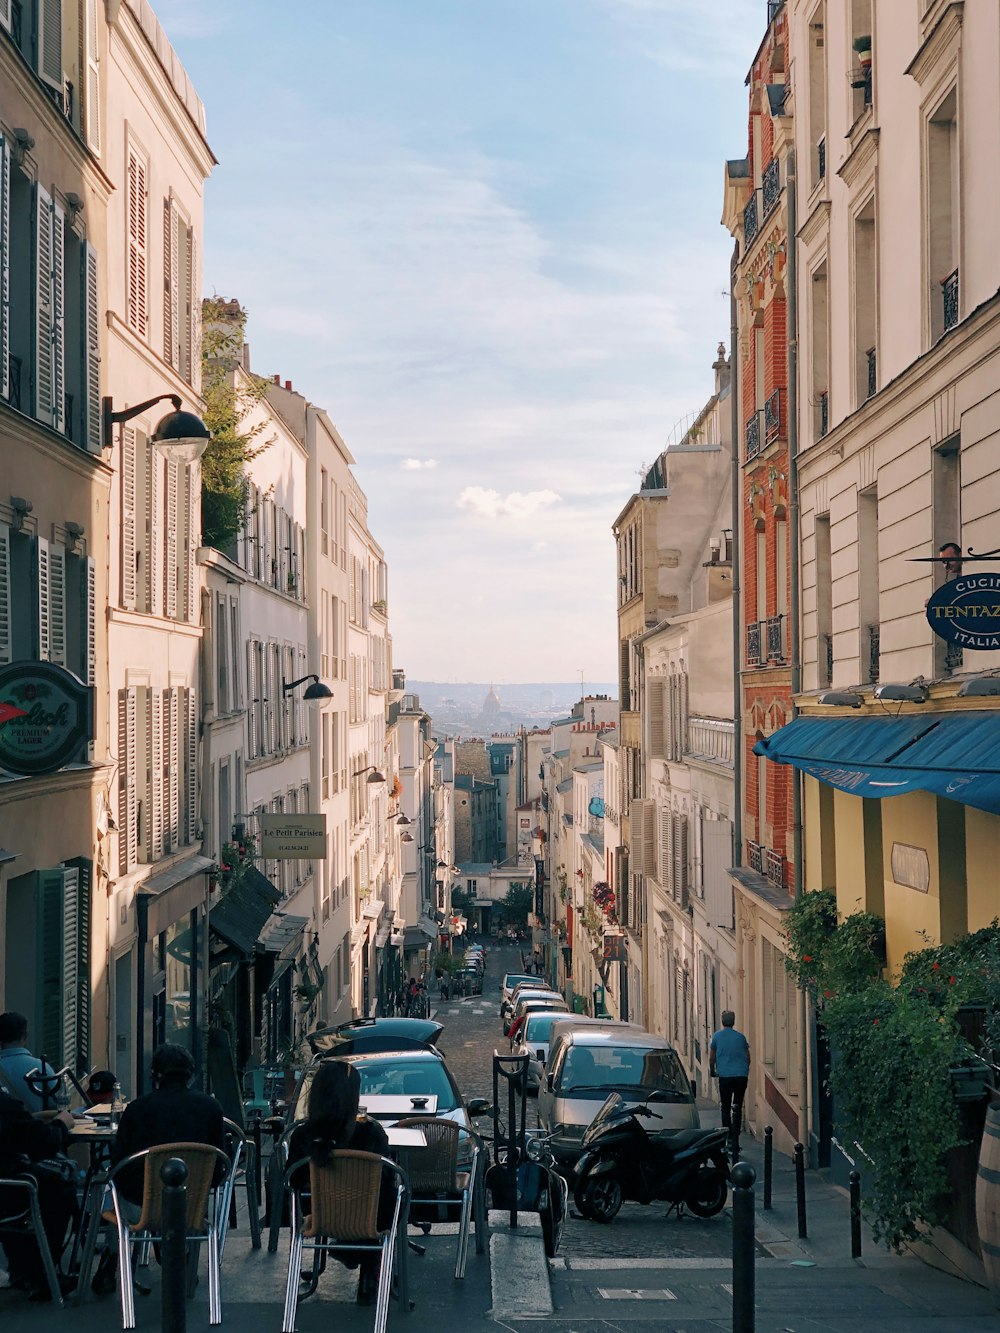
[401,458,438,471]
[457,487,561,521]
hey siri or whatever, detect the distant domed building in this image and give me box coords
[482,684,502,718]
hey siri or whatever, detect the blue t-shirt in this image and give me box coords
[710,1027,750,1078]
[0,1047,56,1111]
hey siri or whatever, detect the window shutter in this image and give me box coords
[36,867,67,1064]
[145,446,160,615]
[184,465,197,621]
[703,818,734,928]
[61,863,80,1066]
[48,540,66,665]
[121,426,137,607]
[82,555,96,686]
[164,458,178,617]
[84,0,100,153]
[246,641,257,757]
[163,196,178,365]
[0,523,10,665]
[679,670,689,756]
[37,0,63,92]
[184,228,195,384]
[166,688,179,850]
[658,805,671,887]
[185,686,197,843]
[64,856,92,1070]
[35,185,55,425]
[49,197,65,434]
[0,136,9,402]
[674,814,689,910]
[127,146,147,336]
[118,688,137,873]
[0,2,10,34]
[36,536,51,660]
[148,688,163,861]
[648,678,665,759]
[82,242,101,451]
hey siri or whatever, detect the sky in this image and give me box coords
[156,0,765,683]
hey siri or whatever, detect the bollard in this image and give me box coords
[794,1142,807,1239]
[731,1160,756,1333]
[849,1170,862,1259]
[763,1126,773,1211]
[161,1157,188,1333]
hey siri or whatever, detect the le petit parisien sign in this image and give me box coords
[0,662,94,776]
[926,573,1000,651]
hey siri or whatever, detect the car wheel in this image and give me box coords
[578,1175,622,1223]
[683,1166,728,1218]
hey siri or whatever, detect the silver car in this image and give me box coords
[510,1010,581,1090]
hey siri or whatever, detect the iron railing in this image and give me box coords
[747,841,764,873]
[686,717,735,766]
[824,633,834,686]
[862,65,873,107]
[744,190,760,247]
[945,641,963,673]
[867,623,880,684]
[818,390,829,438]
[765,388,782,444]
[7,355,22,412]
[866,347,877,399]
[817,135,826,181]
[762,157,781,218]
[746,411,763,462]
[943,269,959,331]
[766,614,785,662]
[765,848,785,890]
[747,620,763,667]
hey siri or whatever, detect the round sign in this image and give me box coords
[926,573,1000,651]
[0,661,94,776]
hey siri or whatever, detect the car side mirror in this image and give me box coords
[536,1050,545,1062]
[546,1072,555,1092]
[466,1097,492,1117]
[690,1079,697,1099]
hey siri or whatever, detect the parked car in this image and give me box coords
[536,1028,699,1166]
[501,982,558,1022]
[306,1017,444,1057]
[511,1014,642,1089]
[499,973,538,1014]
[454,964,484,996]
[506,996,568,1039]
[504,988,565,1034]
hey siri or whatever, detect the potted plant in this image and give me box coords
[853,34,872,68]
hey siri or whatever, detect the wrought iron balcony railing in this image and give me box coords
[866,347,877,400]
[765,388,782,444]
[817,135,826,181]
[762,157,781,219]
[818,390,829,438]
[943,269,959,331]
[747,840,764,873]
[765,848,785,890]
[867,623,880,684]
[747,620,763,667]
[745,410,763,462]
[7,355,22,412]
[823,632,834,686]
[744,190,760,247]
[766,614,785,662]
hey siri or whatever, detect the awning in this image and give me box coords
[138,854,214,938]
[209,867,283,959]
[402,924,434,950]
[754,710,1000,814]
[258,912,308,960]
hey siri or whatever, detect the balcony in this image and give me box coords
[744,190,760,247]
[766,614,785,662]
[762,157,781,219]
[867,623,880,684]
[817,390,829,439]
[823,632,834,687]
[817,135,826,182]
[764,388,782,445]
[747,840,763,873]
[686,717,735,766]
[866,347,877,400]
[6,355,22,412]
[747,620,763,667]
[943,269,959,332]
[745,410,763,462]
[765,848,785,890]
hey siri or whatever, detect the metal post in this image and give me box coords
[731,1161,756,1333]
[251,1111,263,1202]
[849,1170,862,1259]
[763,1125,773,1211]
[161,1157,188,1333]
[794,1141,807,1239]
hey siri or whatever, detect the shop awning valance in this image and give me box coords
[754,710,1000,814]
[209,867,283,958]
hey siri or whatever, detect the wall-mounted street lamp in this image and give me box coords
[358,765,386,784]
[282,673,333,701]
[400,831,415,843]
[396,814,412,825]
[817,690,863,708]
[873,683,928,704]
[103,393,211,462]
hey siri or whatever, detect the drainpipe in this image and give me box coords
[785,146,811,1150]
[730,242,742,868]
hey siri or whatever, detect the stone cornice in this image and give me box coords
[0,403,113,483]
[837,126,880,190]
[906,1,964,85]
[798,197,830,248]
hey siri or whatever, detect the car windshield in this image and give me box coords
[559,1047,689,1099]
[297,1056,460,1118]
[504,975,535,989]
[523,1013,564,1043]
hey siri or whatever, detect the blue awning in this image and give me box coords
[754,711,1000,814]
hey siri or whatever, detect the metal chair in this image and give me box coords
[393,1117,483,1278]
[281,1150,409,1333]
[0,1174,65,1305]
[106,1142,231,1328]
[217,1117,261,1256]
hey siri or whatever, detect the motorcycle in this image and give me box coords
[572,1092,730,1224]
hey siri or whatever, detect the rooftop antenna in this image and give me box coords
[580,669,586,704]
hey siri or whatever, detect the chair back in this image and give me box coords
[127,1143,229,1232]
[394,1116,459,1192]
[303,1150,384,1242]
[207,1027,247,1131]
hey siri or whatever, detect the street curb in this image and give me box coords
[489,1225,553,1317]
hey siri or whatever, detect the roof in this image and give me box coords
[557,1028,673,1050]
[556,777,574,794]
[457,862,494,876]
[553,748,570,758]
[209,867,283,958]
[575,760,603,773]
[584,831,604,856]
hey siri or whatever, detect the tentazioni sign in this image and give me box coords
[0,661,94,776]
[926,573,1000,651]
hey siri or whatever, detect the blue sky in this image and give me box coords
[157,0,764,682]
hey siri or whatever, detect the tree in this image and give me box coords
[498,882,533,926]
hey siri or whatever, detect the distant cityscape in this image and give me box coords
[408,681,619,738]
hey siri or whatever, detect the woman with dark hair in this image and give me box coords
[287,1061,392,1305]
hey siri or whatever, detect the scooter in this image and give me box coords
[572,1092,730,1224]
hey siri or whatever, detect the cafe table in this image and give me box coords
[67,1114,119,1303]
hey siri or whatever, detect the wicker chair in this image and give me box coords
[281,1151,408,1333]
[106,1142,231,1328]
[393,1117,483,1279]
[0,1173,66,1305]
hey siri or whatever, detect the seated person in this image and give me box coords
[86,1070,117,1107]
[287,1061,393,1307]
[0,1012,57,1113]
[0,1087,76,1300]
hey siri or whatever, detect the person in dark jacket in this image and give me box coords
[0,1088,76,1299]
[287,1061,393,1306]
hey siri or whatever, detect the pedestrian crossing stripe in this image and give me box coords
[597,1289,677,1300]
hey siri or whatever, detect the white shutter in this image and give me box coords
[36,537,51,660]
[121,427,137,607]
[148,688,163,861]
[0,1,10,34]
[184,687,197,843]
[0,137,9,402]
[184,465,197,621]
[185,228,196,385]
[164,458,178,617]
[118,688,137,872]
[672,813,689,910]
[126,145,147,336]
[61,864,80,1067]
[166,688,179,850]
[37,0,63,92]
[82,242,100,451]
[703,818,734,929]
[145,444,160,615]
[49,197,65,434]
[648,678,664,759]
[85,0,100,153]
[82,556,96,684]
[35,185,54,424]
[658,805,671,887]
[163,196,178,365]
[246,641,257,757]
[0,523,10,665]
[48,541,66,665]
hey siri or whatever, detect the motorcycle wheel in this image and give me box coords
[683,1165,728,1218]
[578,1174,623,1223]
[572,1180,594,1219]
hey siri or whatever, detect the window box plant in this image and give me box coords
[853,35,872,68]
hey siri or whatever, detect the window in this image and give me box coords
[933,438,961,675]
[122,431,193,620]
[807,7,827,190]
[811,260,829,440]
[126,141,148,337]
[27,859,92,1071]
[320,469,328,556]
[927,90,958,342]
[0,525,95,686]
[814,514,833,686]
[849,0,873,124]
[858,488,879,682]
[128,684,196,865]
[761,936,799,1092]
[853,198,877,405]
[216,595,230,713]
[755,529,767,625]
[163,195,194,381]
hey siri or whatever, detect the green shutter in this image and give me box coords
[35,867,66,1065]
[65,857,92,1070]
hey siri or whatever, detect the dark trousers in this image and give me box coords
[0,1170,75,1281]
[718,1075,748,1141]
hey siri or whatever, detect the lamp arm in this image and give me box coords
[282,674,319,695]
[102,394,182,446]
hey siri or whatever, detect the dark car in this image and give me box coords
[306,1017,444,1058]
[454,965,484,996]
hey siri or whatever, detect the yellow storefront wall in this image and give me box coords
[966,806,1000,932]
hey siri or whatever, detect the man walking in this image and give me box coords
[709,1011,751,1155]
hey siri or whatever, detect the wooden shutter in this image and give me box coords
[0,137,9,402]
[184,465,197,621]
[118,688,137,873]
[37,0,63,92]
[121,426,137,607]
[36,536,51,660]
[658,805,671,887]
[703,818,734,928]
[147,688,163,861]
[49,197,65,433]
[246,641,257,757]
[163,196,178,365]
[164,458,178,617]
[64,857,92,1070]
[35,185,55,424]
[85,0,100,153]
[48,541,66,665]
[185,229,196,383]
[166,688,180,850]
[0,523,10,665]
[673,813,689,910]
[61,863,80,1065]
[0,1,10,34]
[82,242,101,451]
[127,145,147,335]
[184,687,197,843]
[81,556,96,685]
[648,678,664,759]
[145,444,160,614]
[679,670,689,755]
[36,867,67,1064]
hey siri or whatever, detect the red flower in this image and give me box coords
[802,955,813,963]
[873,1019,879,1026]
[949,976,957,985]
[932,962,940,971]
[823,989,833,998]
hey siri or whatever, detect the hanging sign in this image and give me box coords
[926,574,1000,651]
[0,662,93,776]
[259,813,327,859]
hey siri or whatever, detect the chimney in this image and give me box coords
[272,374,280,385]
[242,342,251,371]
[713,341,731,395]
[285,380,292,391]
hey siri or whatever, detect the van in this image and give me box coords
[511,1014,640,1090]
[536,1027,699,1165]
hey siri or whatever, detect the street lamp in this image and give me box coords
[103,393,211,462]
[282,673,333,701]
[358,765,386,784]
